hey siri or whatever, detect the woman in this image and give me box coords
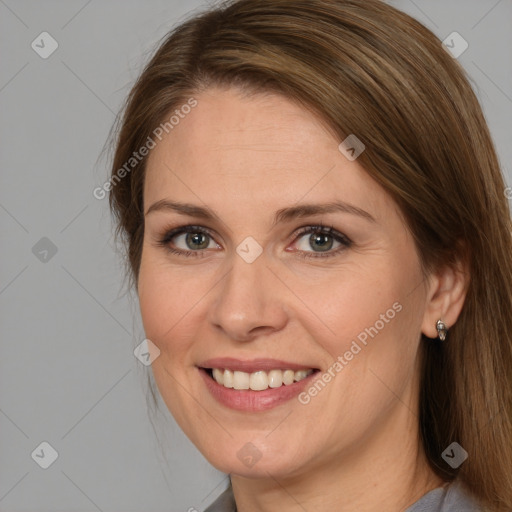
[108,0,512,510]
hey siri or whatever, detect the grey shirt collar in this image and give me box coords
[204,480,482,512]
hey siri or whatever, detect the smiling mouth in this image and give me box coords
[202,367,318,391]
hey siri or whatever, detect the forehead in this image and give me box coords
[143,87,392,224]
[147,88,334,171]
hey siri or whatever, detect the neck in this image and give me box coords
[230,402,444,512]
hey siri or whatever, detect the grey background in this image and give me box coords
[0,1,510,511]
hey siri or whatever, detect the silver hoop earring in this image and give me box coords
[436,319,448,341]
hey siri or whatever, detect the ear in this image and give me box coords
[421,252,470,339]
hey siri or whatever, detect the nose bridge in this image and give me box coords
[208,248,288,341]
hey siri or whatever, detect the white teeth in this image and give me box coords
[212,368,224,385]
[223,369,234,388]
[294,370,309,381]
[268,369,283,388]
[210,368,313,391]
[283,369,295,385]
[249,371,268,391]
[233,371,250,390]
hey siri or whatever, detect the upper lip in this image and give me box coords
[198,357,318,373]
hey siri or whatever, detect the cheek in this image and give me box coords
[321,266,424,409]
[137,255,202,421]
[292,276,424,447]
[137,251,200,355]
[291,253,424,391]
[289,262,407,351]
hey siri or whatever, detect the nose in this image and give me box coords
[208,250,289,342]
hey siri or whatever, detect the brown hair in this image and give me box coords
[108,0,512,509]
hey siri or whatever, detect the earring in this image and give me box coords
[436,319,448,341]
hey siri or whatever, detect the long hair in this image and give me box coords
[108,1,512,509]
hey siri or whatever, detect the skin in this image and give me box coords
[138,86,468,511]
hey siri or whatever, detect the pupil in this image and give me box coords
[311,233,332,252]
[187,232,208,250]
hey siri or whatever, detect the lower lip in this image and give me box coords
[199,368,317,412]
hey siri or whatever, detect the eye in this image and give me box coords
[173,231,215,251]
[291,225,352,258]
[156,223,351,259]
[156,225,220,257]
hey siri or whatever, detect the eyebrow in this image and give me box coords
[145,199,376,225]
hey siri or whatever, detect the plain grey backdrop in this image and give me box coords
[1,0,511,511]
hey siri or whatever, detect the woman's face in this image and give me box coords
[139,87,432,478]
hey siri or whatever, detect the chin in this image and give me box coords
[197,437,312,479]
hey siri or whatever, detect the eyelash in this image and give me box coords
[156,224,352,259]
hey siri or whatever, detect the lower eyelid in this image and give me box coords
[293,239,350,259]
